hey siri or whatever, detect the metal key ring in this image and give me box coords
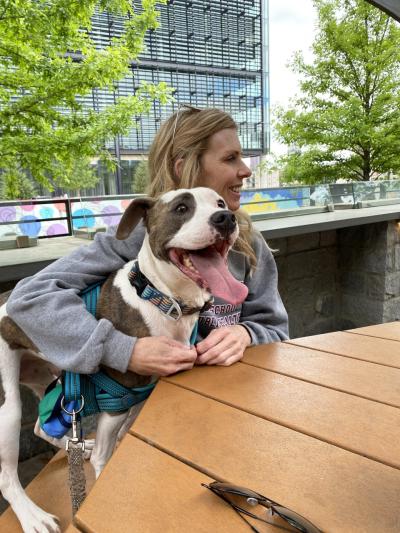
[60,395,85,415]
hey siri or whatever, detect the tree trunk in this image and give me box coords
[363,150,371,181]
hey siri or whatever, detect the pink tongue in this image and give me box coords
[189,248,248,306]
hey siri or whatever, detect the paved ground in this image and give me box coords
[0,235,90,286]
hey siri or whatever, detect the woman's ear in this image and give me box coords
[174,157,185,179]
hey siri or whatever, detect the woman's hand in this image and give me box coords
[195,325,252,366]
[128,336,197,376]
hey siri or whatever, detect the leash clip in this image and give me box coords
[61,395,85,450]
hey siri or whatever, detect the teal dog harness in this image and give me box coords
[39,280,156,438]
[39,267,199,439]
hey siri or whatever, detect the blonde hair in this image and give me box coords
[147,107,257,271]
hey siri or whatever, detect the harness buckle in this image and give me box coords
[164,297,182,321]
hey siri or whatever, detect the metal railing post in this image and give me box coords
[65,198,73,236]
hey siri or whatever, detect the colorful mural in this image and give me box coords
[0,189,317,239]
[0,202,69,239]
[69,199,127,230]
[240,187,311,214]
[0,198,128,239]
[3,182,397,240]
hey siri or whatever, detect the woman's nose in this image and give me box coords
[239,159,252,178]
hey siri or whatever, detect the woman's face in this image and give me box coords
[197,128,252,211]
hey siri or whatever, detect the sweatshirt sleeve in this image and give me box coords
[240,232,289,344]
[6,225,146,374]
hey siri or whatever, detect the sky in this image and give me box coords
[268,0,318,153]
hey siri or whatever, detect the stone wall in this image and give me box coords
[338,221,400,329]
[19,386,55,460]
[0,382,54,463]
[270,231,339,339]
[269,220,400,338]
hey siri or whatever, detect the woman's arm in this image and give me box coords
[6,226,146,374]
[239,232,289,344]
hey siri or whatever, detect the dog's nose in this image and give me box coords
[210,211,237,234]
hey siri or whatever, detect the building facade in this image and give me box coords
[85,0,270,194]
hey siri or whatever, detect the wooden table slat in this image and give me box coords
[75,434,282,533]
[241,342,400,407]
[131,382,400,533]
[347,321,400,342]
[164,362,400,469]
[287,331,400,368]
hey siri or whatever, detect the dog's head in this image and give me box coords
[116,187,248,306]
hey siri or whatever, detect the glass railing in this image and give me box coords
[0,195,141,240]
[240,180,400,215]
[1,180,400,240]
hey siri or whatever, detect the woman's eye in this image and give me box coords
[175,204,188,214]
[217,199,226,208]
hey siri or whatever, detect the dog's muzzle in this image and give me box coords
[210,210,237,238]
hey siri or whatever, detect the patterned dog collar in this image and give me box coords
[128,261,213,320]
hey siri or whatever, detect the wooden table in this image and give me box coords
[71,322,400,532]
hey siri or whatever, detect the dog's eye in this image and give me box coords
[175,204,188,214]
[217,199,226,209]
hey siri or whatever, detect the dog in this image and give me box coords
[0,187,248,532]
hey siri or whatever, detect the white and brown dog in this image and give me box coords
[0,187,248,532]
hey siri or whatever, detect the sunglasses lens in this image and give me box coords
[273,506,320,533]
[212,489,260,509]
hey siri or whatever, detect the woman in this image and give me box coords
[6,107,289,377]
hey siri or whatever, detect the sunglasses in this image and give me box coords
[202,481,322,533]
[171,103,201,145]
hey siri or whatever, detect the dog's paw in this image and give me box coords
[16,499,60,533]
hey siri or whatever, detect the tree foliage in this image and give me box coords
[132,159,149,193]
[254,154,280,179]
[0,169,36,200]
[0,0,172,195]
[275,0,400,183]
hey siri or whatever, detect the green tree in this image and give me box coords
[132,159,149,193]
[0,0,171,195]
[275,0,400,183]
[0,168,37,200]
[253,154,281,186]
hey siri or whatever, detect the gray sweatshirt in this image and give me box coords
[6,225,289,374]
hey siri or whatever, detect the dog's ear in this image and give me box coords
[116,197,156,240]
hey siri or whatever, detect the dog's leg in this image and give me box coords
[116,399,146,444]
[90,411,128,478]
[89,403,146,478]
[0,342,60,533]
